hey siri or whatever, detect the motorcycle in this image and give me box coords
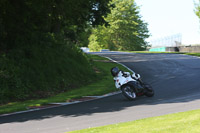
[111,67,154,100]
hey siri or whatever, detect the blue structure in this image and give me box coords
[149,47,166,52]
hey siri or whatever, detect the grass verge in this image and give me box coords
[69,109,200,133]
[122,51,184,54]
[0,54,130,115]
[185,53,200,57]
[124,51,200,57]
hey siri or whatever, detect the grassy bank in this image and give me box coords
[0,54,130,115]
[70,109,200,133]
[0,44,97,103]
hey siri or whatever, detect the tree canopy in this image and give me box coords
[0,0,111,51]
[88,0,149,51]
[194,0,200,20]
[0,0,111,103]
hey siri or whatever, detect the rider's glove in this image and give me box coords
[132,73,140,79]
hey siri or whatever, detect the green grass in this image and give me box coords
[123,51,184,54]
[0,54,130,115]
[69,109,200,133]
[185,53,200,57]
[123,51,200,58]
[124,50,200,57]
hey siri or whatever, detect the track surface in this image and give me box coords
[1,52,200,133]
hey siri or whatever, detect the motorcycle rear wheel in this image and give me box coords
[143,83,154,97]
[121,85,136,100]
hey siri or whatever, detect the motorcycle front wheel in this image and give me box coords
[121,85,136,100]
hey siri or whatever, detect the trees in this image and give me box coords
[88,0,149,51]
[0,0,111,103]
[0,0,111,51]
[194,0,200,19]
[88,25,110,51]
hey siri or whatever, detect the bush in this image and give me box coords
[0,35,96,104]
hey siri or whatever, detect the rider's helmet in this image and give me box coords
[111,67,120,77]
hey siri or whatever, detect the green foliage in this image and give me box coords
[194,0,200,19]
[0,0,111,103]
[88,25,110,51]
[88,0,150,51]
[0,0,111,51]
[88,33,102,52]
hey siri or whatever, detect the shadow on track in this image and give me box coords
[1,53,200,124]
[1,88,200,124]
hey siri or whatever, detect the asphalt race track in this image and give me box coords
[1,52,200,133]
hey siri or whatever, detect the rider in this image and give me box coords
[111,67,143,94]
[111,67,140,80]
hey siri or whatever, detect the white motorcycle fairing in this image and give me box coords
[112,69,154,100]
[114,71,137,89]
